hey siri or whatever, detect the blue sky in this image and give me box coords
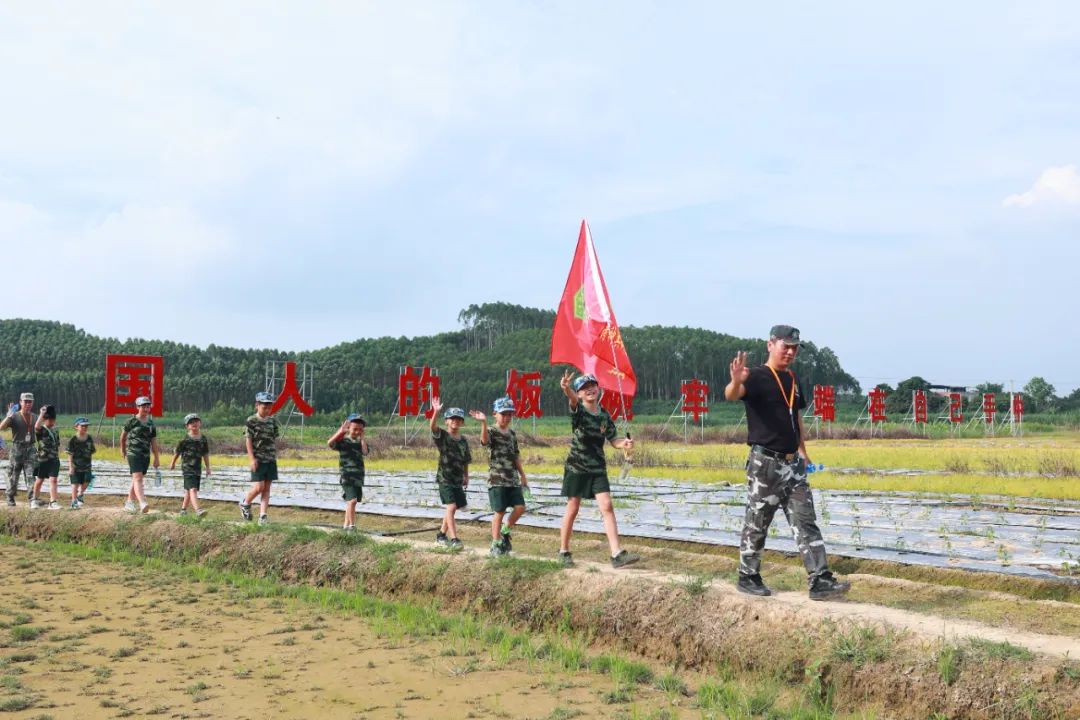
[1,2,1078,394]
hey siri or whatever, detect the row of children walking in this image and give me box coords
[5,371,642,568]
[423,371,639,568]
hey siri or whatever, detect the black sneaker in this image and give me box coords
[736,574,772,597]
[809,573,850,601]
[435,531,449,546]
[489,540,506,557]
[238,502,253,521]
[6,496,15,507]
[447,538,464,551]
[500,527,512,552]
[610,550,640,569]
[558,551,574,567]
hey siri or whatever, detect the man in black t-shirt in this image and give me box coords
[725,325,849,601]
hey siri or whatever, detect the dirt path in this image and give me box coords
[0,542,691,719]
[370,530,1080,659]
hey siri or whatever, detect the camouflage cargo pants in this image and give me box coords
[738,448,830,583]
[6,443,35,502]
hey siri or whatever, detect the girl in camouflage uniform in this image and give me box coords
[470,396,528,557]
[31,405,61,509]
[557,370,639,569]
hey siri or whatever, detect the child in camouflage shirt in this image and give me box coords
[120,396,160,513]
[327,413,369,532]
[31,405,61,509]
[557,370,639,569]
[240,392,279,525]
[470,396,528,557]
[170,413,211,517]
[66,417,95,509]
[429,398,470,550]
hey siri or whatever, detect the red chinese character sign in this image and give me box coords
[398,365,440,419]
[105,354,164,417]
[982,393,996,425]
[913,390,928,424]
[868,388,888,423]
[813,385,836,423]
[1012,393,1024,421]
[268,361,314,417]
[949,392,964,423]
[600,391,634,421]
[506,370,543,419]
[681,379,709,423]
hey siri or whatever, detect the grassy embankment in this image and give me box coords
[3,509,1080,720]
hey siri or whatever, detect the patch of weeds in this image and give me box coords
[9,614,31,627]
[9,626,45,643]
[680,573,709,597]
[602,684,633,704]
[830,626,893,665]
[268,625,296,635]
[279,636,297,646]
[545,708,584,720]
[966,637,1034,661]
[144,704,169,715]
[86,625,108,635]
[312,631,325,640]
[92,666,112,680]
[696,680,738,712]
[0,695,37,711]
[654,673,687,696]
[233,667,252,679]
[0,674,24,691]
[937,643,962,686]
[187,681,210,702]
[8,653,36,663]
[487,555,563,583]
[111,646,137,659]
[1056,661,1080,682]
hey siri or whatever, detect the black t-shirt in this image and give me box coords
[742,365,807,453]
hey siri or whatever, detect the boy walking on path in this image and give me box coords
[120,396,159,514]
[725,324,850,601]
[66,418,95,509]
[470,396,528,557]
[31,405,61,509]
[170,413,210,517]
[327,413,369,532]
[240,392,279,525]
[557,370,639,569]
[1,393,38,506]
[429,398,470,550]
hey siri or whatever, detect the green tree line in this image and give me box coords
[0,305,861,416]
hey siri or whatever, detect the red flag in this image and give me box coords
[550,220,637,397]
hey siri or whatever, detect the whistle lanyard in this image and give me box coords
[767,366,797,433]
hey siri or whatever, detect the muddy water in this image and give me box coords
[0,544,688,719]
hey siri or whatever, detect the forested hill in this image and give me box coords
[0,304,860,416]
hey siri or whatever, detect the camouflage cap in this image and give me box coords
[443,407,465,420]
[73,417,90,426]
[572,374,599,392]
[20,392,33,401]
[493,396,515,414]
[135,396,153,406]
[255,391,274,403]
[183,413,201,425]
[346,412,367,425]
[769,325,803,346]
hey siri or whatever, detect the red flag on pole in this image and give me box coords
[550,220,637,398]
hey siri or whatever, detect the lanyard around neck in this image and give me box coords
[766,365,795,410]
[767,365,798,433]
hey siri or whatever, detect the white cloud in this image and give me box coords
[1003,165,1080,208]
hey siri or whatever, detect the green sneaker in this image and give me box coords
[558,551,574,567]
[500,526,513,552]
[610,550,640,569]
